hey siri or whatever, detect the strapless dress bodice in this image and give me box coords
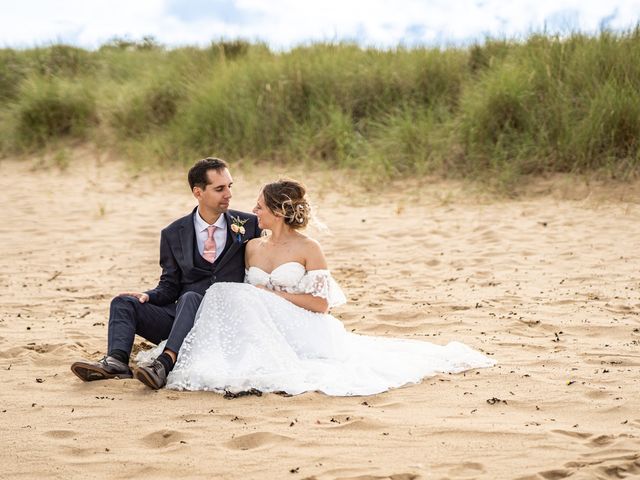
[245,261,307,290]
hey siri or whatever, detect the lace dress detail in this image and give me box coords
[138,262,495,396]
[299,270,346,307]
[244,262,346,307]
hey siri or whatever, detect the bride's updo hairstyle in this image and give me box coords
[262,179,311,229]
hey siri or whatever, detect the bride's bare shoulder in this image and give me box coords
[298,236,326,269]
[292,233,321,251]
[246,237,262,246]
[303,235,323,249]
[245,237,265,258]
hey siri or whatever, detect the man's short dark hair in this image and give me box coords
[188,157,228,190]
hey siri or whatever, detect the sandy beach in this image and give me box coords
[1,149,640,479]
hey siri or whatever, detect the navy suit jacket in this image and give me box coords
[145,208,261,306]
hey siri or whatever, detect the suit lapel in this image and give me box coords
[214,212,242,271]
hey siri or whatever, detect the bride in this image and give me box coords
[137,179,495,396]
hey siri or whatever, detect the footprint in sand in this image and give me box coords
[587,434,617,447]
[536,468,573,480]
[0,343,71,360]
[590,453,640,478]
[332,472,420,480]
[59,446,97,458]
[536,452,640,480]
[141,430,185,448]
[23,343,68,354]
[551,429,592,440]
[0,346,28,358]
[444,461,486,477]
[65,328,94,341]
[44,430,76,439]
[328,418,387,431]
[224,432,293,451]
[584,389,609,400]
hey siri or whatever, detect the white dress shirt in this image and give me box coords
[194,209,227,260]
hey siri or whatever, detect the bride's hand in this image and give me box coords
[118,292,149,303]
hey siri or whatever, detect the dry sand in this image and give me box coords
[1,149,640,479]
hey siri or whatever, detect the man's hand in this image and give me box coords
[118,292,149,303]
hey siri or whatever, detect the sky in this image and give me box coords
[1,0,640,50]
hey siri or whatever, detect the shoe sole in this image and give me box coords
[134,368,163,390]
[70,362,132,382]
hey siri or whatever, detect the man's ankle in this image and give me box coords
[108,349,129,365]
[156,352,174,373]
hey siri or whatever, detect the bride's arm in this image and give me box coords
[267,289,329,313]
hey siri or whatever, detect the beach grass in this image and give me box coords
[1,31,639,187]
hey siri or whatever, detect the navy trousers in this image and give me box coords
[107,291,203,358]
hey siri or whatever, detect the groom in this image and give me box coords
[71,157,260,389]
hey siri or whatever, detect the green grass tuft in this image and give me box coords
[2,31,640,188]
[13,77,96,148]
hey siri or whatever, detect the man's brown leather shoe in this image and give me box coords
[70,356,133,381]
[134,359,167,389]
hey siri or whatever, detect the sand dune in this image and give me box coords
[1,149,640,479]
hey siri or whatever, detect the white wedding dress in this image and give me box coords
[138,262,495,396]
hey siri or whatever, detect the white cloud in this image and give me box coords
[1,0,639,49]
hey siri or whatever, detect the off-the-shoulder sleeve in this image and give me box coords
[299,270,347,308]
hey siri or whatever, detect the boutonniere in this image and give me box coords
[230,215,248,243]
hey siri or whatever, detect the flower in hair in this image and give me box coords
[293,203,307,224]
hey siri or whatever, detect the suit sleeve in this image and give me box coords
[144,229,182,306]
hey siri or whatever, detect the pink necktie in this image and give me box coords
[203,225,217,263]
